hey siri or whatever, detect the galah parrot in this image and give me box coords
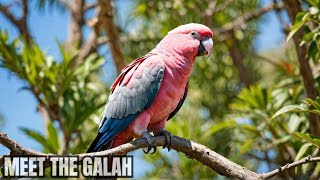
[87,23,213,153]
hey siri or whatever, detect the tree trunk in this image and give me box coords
[98,0,126,74]
[226,34,252,87]
[284,0,320,136]
[66,0,84,50]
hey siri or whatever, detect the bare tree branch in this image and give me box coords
[75,32,99,64]
[1,132,319,179]
[97,36,109,45]
[261,155,320,179]
[65,0,85,50]
[84,2,97,11]
[225,35,252,87]
[203,0,217,25]
[16,0,30,42]
[97,0,126,74]
[212,0,234,13]
[215,2,284,39]
[204,0,234,25]
[0,0,32,42]
[71,1,105,66]
[0,133,46,156]
[205,2,285,87]
[0,4,18,26]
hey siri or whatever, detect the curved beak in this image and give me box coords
[197,37,213,59]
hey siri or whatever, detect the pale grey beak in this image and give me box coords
[202,37,213,59]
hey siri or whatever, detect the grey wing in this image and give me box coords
[98,60,165,131]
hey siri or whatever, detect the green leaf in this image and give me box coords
[308,41,319,63]
[287,13,311,41]
[302,163,312,174]
[295,143,313,161]
[307,0,319,7]
[293,132,320,147]
[20,128,51,151]
[240,124,260,134]
[311,163,320,177]
[273,135,291,145]
[47,121,60,153]
[303,98,320,110]
[288,114,303,132]
[202,120,237,138]
[300,31,314,46]
[240,139,253,154]
[272,105,307,119]
[21,125,60,154]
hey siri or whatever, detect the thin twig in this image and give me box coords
[261,155,320,179]
[215,2,284,39]
[0,3,20,27]
[0,0,32,42]
[84,2,97,11]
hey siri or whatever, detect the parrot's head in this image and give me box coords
[157,23,213,61]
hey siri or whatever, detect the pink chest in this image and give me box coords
[146,68,188,123]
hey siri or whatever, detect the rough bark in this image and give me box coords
[75,32,99,65]
[97,0,126,74]
[226,35,252,87]
[66,0,84,50]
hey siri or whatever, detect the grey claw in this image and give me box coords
[143,146,157,154]
[157,130,172,152]
[151,146,157,154]
[142,131,157,154]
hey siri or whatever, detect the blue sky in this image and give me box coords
[0,1,69,153]
[0,0,285,176]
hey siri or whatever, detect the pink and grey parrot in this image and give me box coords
[87,23,213,153]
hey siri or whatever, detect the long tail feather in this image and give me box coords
[87,133,111,153]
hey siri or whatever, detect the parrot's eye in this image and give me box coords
[190,31,199,38]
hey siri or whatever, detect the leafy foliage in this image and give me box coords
[293,132,320,148]
[287,0,320,63]
[20,121,60,154]
[0,30,108,154]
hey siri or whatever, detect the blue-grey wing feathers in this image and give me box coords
[87,59,164,152]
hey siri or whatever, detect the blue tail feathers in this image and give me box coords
[87,114,138,152]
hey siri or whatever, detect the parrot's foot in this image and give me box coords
[156,130,172,151]
[142,131,157,154]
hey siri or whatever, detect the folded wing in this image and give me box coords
[87,54,165,152]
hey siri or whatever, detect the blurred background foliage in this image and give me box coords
[1,0,320,179]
